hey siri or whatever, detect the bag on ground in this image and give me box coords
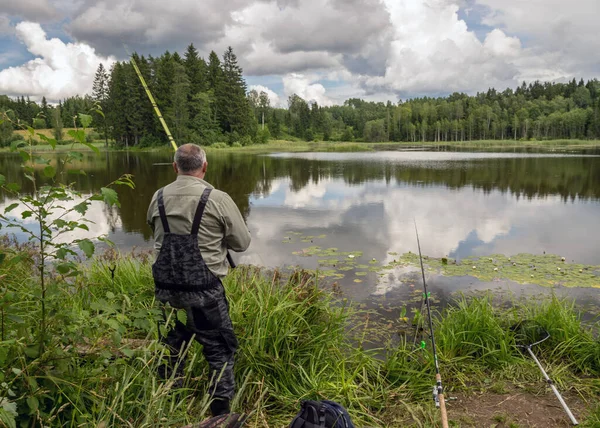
[289,400,355,428]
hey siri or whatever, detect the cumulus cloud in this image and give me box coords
[361,0,527,97]
[248,84,283,108]
[477,0,600,76]
[0,21,115,101]
[282,73,333,106]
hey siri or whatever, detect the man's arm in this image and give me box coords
[147,192,157,232]
[219,194,251,252]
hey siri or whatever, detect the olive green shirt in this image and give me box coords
[147,175,251,278]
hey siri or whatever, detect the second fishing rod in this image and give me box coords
[414,219,449,428]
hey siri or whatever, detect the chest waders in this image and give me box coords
[152,187,238,410]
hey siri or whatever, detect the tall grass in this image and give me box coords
[1,248,599,426]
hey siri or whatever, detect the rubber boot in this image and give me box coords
[209,397,230,416]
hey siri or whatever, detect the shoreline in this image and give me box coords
[2,138,600,154]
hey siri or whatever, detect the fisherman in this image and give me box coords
[147,143,251,416]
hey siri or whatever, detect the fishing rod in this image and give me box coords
[126,47,236,268]
[414,219,448,428]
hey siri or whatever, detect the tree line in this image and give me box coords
[1,42,600,147]
[269,79,600,143]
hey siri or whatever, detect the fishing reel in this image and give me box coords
[432,386,440,407]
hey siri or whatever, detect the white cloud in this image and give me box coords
[0,21,115,102]
[248,84,282,108]
[477,0,600,77]
[361,0,526,96]
[282,73,333,106]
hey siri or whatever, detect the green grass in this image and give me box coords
[1,244,599,427]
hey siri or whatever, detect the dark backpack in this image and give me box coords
[289,400,355,428]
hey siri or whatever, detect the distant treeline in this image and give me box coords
[1,43,600,147]
[276,79,600,143]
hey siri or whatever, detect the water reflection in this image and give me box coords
[1,150,600,297]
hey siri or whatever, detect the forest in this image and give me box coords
[1,44,599,148]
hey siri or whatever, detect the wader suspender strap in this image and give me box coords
[157,188,170,233]
[191,188,212,236]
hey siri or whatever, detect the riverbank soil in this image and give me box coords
[447,386,589,427]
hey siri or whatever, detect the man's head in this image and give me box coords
[173,144,208,178]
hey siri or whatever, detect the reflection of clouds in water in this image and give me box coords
[283,179,329,208]
[243,177,600,290]
[0,197,119,244]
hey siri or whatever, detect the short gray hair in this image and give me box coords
[174,144,206,173]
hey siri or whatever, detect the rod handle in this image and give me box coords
[227,251,236,269]
[439,393,449,428]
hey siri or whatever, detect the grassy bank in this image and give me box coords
[1,242,599,427]
[4,136,599,155]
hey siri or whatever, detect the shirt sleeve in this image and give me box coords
[219,193,251,252]
[147,192,157,232]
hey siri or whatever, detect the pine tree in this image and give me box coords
[169,62,191,142]
[184,44,207,95]
[217,46,256,138]
[40,97,51,128]
[107,62,128,146]
[92,63,110,146]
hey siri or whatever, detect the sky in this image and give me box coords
[0,0,599,105]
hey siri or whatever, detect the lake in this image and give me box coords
[1,149,600,309]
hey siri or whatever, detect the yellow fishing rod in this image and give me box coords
[126,47,237,268]
[126,47,178,152]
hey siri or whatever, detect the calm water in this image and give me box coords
[1,150,600,304]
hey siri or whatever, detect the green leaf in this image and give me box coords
[26,126,35,136]
[121,348,134,358]
[56,263,72,274]
[11,368,22,376]
[37,134,57,149]
[21,211,33,220]
[23,345,39,358]
[67,129,86,144]
[43,165,56,178]
[34,156,50,165]
[10,140,25,151]
[0,174,4,186]
[77,239,95,258]
[77,224,89,231]
[19,151,30,163]
[68,169,87,176]
[73,202,89,215]
[94,108,105,118]
[82,141,100,155]
[26,397,39,414]
[68,151,84,161]
[79,113,93,128]
[5,183,20,192]
[4,203,18,214]
[101,187,120,207]
[56,248,67,260]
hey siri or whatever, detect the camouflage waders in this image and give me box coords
[152,187,238,400]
